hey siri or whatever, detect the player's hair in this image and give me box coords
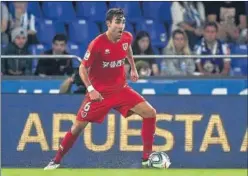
[132,31,154,55]
[203,22,218,31]
[106,8,125,22]
[53,34,67,43]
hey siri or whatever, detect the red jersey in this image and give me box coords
[82,31,133,96]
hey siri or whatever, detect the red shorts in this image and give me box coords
[76,86,145,123]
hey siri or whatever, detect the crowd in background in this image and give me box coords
[1,1,247,77]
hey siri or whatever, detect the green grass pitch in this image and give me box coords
[2,169,247,176]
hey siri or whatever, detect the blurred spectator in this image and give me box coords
[205,1,247,44]
[171,2,206,49]
[195,22,231,76]
[3,27,32,75]
[125,31,159,76]
[161,29,195,76]
[35,34,73,76]
[10,2,38,44]
[135,60,152,77]
[59,69,86,94]
[1,3,10,46]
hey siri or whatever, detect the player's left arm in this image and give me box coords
[127,45,139,82]
[127,45,137,71]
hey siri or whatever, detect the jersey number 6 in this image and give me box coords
[84,102,91,112]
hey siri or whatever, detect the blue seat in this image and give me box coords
[76,2,107,23]
[28,44,48,73]
[231,44,248,76]
[36,19,67,45]
[36,19,56,45]
[102,22,135,37]
[67,42,87,68]
[68,19,100,45]
[136,19,167,48]
[54,21,66,35]
[42,2,76,23]
[143,2,172,23]
[8,2,42,18]
[28,2,43,18]
[109,2,142,24]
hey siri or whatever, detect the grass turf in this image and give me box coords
[1,169,247,176]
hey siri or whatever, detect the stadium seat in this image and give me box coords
[136,19,167,48]
[36,20,56,45]
[68,19,100,45]
[54,21,66,35]
[42,2,76,23]
[36,19,66,45]
[28,44,48,73]
[76,2,107,23]
[109,2,142,24]
[102,22,136,37]
[8,2,42,18]
[159,2,172,25]
[230,44,248,76]
[143,2,172,24]
[67,42,87,68]
[28,2,43,18]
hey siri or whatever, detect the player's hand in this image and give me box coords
[130,69,139,82]
[89,90,104,102]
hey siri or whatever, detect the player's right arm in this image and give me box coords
[80,41,103,101]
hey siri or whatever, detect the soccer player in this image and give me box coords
[44,8,156,170]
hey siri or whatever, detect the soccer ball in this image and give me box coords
[148,151,171,169]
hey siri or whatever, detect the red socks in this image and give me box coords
[54,130,78,163]
[141,117,156,160]
[53,118,155,163]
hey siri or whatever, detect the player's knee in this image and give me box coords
[71,124,82,136]
[71,121,88,136]
[144,107,156,118]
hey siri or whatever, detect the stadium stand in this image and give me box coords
[1,1,247,77]
[8,1,43,18]
[76,2,107,24]
[136,19,168,48]
[42,2,76,23]
[68,19,100,45]
[36,20,57,45]
[28,44,48,73]
[230,44,248,76]
[67,42,87,68]
[109,1,142,24]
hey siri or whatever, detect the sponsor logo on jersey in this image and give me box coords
[122,43,128,51]
[102,58,125,68]
[84,50,90,60]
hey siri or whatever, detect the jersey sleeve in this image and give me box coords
[81,40,98,68]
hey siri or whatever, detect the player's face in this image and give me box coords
[52,41,66,54]
[14,35,27,49]
[138,36,150,52]
[107,16,126,40]
[204,26,217,43]
[173,33,185,51]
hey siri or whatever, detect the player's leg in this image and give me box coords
[45,96,111,170]
[44,120,88,170]
[114,87,156,165]
[130,101,156,166]
[53,120,89,163]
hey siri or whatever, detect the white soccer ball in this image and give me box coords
[148,151,171,169]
